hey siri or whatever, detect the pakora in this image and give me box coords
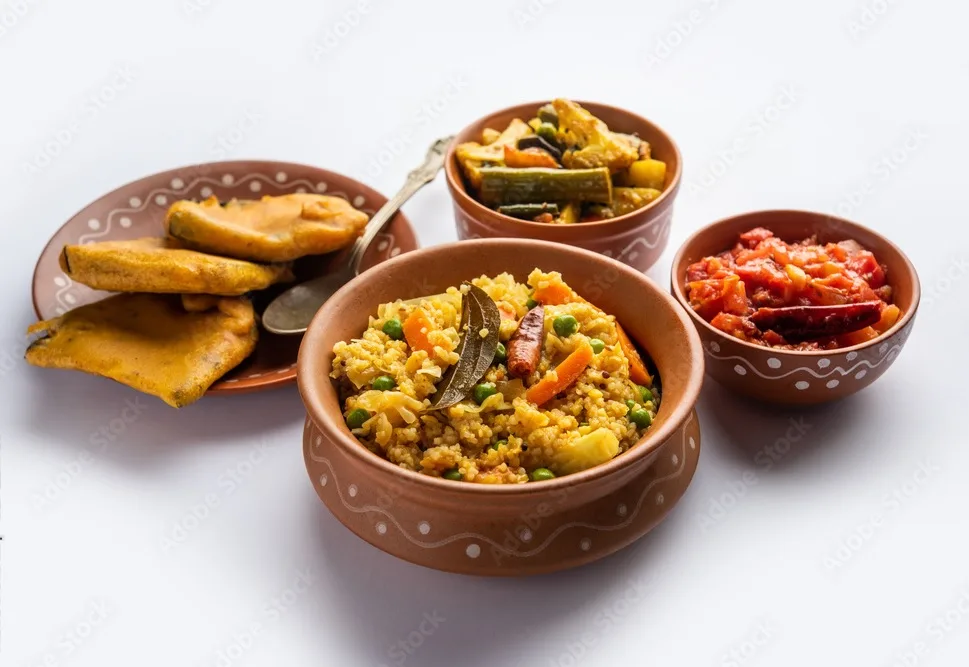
[60,237,293,296]
[165,193,369,262]
[25,293,258,407]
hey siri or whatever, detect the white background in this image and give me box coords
[1,0,967,665]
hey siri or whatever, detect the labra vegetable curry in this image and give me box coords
[329,270,660,483]
[455,99,670,223]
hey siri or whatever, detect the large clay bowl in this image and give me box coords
[671,210,920,405]
[445,101,682,274]
[298,238,704,575]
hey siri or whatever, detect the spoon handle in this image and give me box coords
[347,135,455,275]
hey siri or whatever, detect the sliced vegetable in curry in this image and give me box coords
[456,99,670,223]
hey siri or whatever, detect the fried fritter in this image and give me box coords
[164,193,369,262]
[25,294,258,407]
[59,237,293,296]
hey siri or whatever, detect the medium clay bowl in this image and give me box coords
[299,238,704,575]
[671,210,920,405]
[445,101,682,274]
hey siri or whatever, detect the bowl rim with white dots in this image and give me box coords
[670,208,921,357]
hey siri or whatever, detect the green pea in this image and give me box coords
[472,382,498,405]
[345,408,371,429]
[553,314,579,337]
[490,439,507,451]
[371,375,396,391]
[526,297,539,309]
[589,338,605,354]
[494,342,507,364]
[625,399,637,411]
[443,468,463,481]
[629,408,652,429]
[382,318,404,340]
[530,468,556,482]
[639,385,653,402]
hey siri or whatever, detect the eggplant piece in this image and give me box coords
[749,302,883,340]
[479,167,613,206]
[428,283,500,410]
[497,203,560,220]
[516,135,563,161]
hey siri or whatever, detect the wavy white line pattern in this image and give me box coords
[306,412,695,559]
[705,321,912,390]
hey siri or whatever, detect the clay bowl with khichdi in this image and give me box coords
[298,238,703,575]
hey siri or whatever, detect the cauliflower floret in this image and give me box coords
[553,99,638,172]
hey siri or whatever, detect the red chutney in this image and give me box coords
[685,227,901,350]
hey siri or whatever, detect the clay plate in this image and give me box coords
[445,100,682,273]
[298,238,705,575]
[671,209,920,405]
[31,160,418,395]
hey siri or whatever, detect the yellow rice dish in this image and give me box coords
[330,269,659,484]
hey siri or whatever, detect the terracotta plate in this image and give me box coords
[31,160,419,395]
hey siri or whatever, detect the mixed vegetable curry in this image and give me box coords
[456,99,670,223]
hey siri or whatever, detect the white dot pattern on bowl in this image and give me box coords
[200,186,213,198]
[319,474,328,487]
[222,174,234,185]
[276,172,287,182]
[250,181,262,192]
[353,195,365,207]
[376,522,387,535]
[846,351,858,361]
[856,370,867,379]
[818,358,831,369]
[348,484,358,497]
[155,195,167,205]
[689,437,696,449]
[418,521,431,535]
[466,544,481,558]
[656,493,665,505]
[87,218,100,230]
[767,357,781,369]
[316,182,327,192]
[617,503,628,517]
[709,341,721,353]
[54,276,66,287]
[129,197,141,207]
[826,379,840,389]
[520,529,532,542]
[795,381,810,390]
[171,177,184,189]
[120,217,131,228]
[734,364,747,376]
[315,436,322,446]
[579,538,591,551]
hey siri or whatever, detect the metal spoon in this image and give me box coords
[262,135,454,335]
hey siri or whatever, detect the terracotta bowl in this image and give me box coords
[671,210,920,405]
[298,238,705,575]
[445,101,682,273]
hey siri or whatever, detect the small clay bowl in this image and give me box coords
[298,238,705,576]
[31,160,418,396]
[671,210,920,405]
[445,101,682,273]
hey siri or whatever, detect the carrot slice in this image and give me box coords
[872,304,900,333]
[403,308,436,354]
[616,323,652,385]
[532,282,575,305]
[526,341,594,407]
[532,281,652,385]
[498,303,518,321]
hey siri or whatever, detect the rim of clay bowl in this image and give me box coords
[444,100,683,231]
[670,209,921,357]
[299,237,704,495]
